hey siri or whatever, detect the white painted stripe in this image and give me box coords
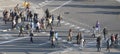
[70,24,75,27]
[84,30,90,33]
[50,0,72,12]
[0,36,29,44]
[39,41,50,46]
[62,40,67,42]
[68,42,72,44]
[61,21,65,23]
[116,0,120,2]
[79,28,85,31]
[65,23,70,25]
[75,27,80,29]
[41,32,46,34]
[73,44,79,46]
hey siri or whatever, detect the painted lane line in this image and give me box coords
[50,0,72,12]
[61,21,65,23]
[39,0,54,7]
[39,41,50,46]
[75,27,81,29]
[116,0,120,2]
[41,32,46,34]
[62,40,67,42]
[79,28,85,31]
[84,30,91,33]
[65,23,70,25]
[70,24,75,27]
[0,36,29,44]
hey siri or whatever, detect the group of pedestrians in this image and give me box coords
[1,1,119,52]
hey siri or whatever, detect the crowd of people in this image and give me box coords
[1,1,119,52]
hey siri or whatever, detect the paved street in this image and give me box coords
[0,0,120,54]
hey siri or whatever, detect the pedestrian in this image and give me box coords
[45,8,50,19]
[18,25,24,37]
[29,30,34,43]
[106,38,111,52]
[3,9,9,24]
[110,34,115,47]
[115,34,119,46]
[55,31,58,44]
[51,14,54,25]
[41,17,46,31]
[96,36,102,52]
[46,16,52,29]
[80,38,85,50]
[36,21,41,32]
[103,27,108,40]
[49,27,55,40]
[29,11,33,22]
[57,14,62,26]
[67,29,72,41]
[26,23,31,34]
[49,28,55,47]
[76,32,82,44]
[92,26,96,38]
[95,20,100,33]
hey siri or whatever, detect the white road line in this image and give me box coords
[84,30,91,33]
[41,32,47,34]
[50,0,72,12]
[70,24,75,27]
[75,27,80,29]
[116,0,120,2]
[61,21,65,23]
[39,0,54,7]
[79,28,85,31]
[65,23,70,25]
[62,40,67,42]
[0,36,29,44]
[39,41,50,46]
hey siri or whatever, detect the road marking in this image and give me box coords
[39,0,54,7]
[0,36,29,44]
[116,0,120,2]
[79,28,85,31]
[50,0,72,12]
[70,24,75,27]
[84,30,90,33]
[65,23,70,25]
[75,27,80,29]
[62,40,67,42]
[61,21,65,23]
[39,41,50,46]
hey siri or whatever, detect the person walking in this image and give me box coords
[96,36,102,52]
[76,32,82,44]
[46,16,52,29]
[115,34,119,46]
[67,29,72,41]
[45,8,50,20]
[95,20,100,33]
[57,15,62,26]
[29,30,34,43]
[106,38,111,52]
[92,26,96,38]
[49,28,55,47]
[18,25,24,37]
[110,34,115,47]
[103,27,108,40]
[51,14,54,25]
